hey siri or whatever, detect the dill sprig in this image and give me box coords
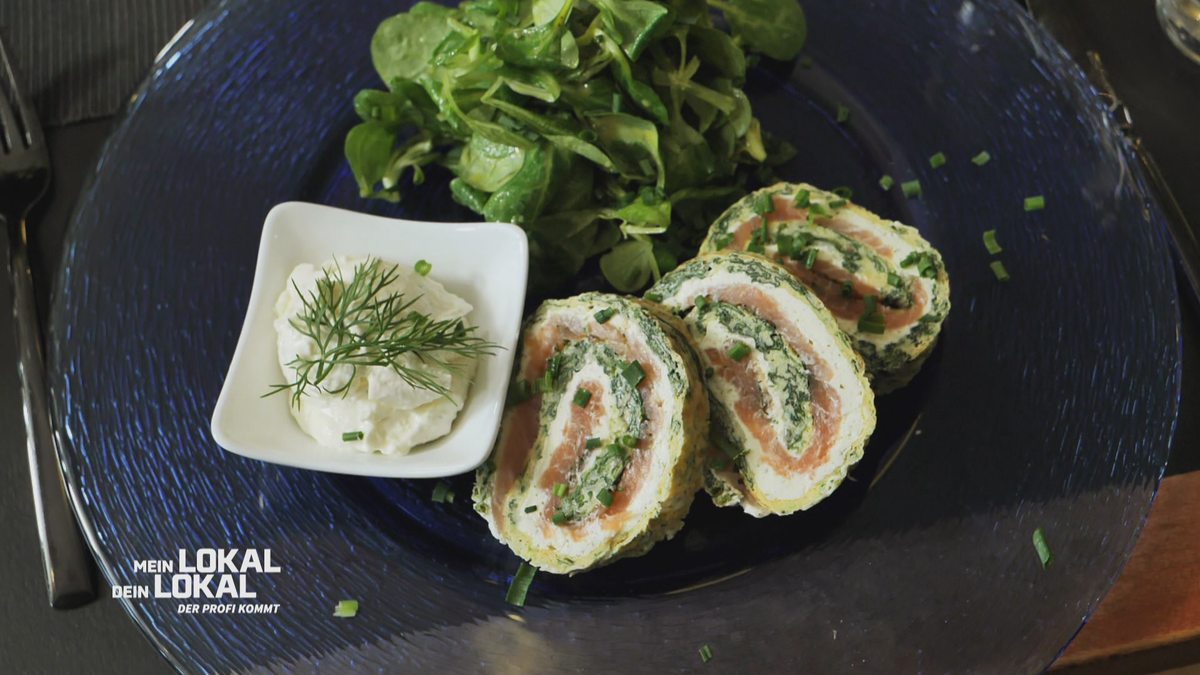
[267,257,500,407]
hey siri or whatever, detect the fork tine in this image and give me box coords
[0,37,41,151]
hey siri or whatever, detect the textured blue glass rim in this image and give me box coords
[43,0,1183,672]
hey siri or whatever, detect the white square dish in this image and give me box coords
[210,202,528,478]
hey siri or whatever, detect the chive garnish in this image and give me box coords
[983,230,1002,254]
[594,307,617,324]
[551,512,568,525]
[971,151,991,166]
[727,343,752,361]
[644,292,663,302]
[863,295,877,314]
[596,488,614,508]
[524,505,537,513]
[840,280,854,298]
[432,481,453,503]
[929,152,947,169]
[879,174,895,190]
[808,202,829,218]
[507,380,532,407]
[829,199,847,209]
[801,248,819,269]
[712,233,734,250]
[990,260,1010,281]
[918,314,940,323]
[792,232,814,249]
[792,189,811,208]
[505,563,537,606]
[622,360,646,387]
[1024,195,1045,211]
[901,180,921,198]
[835,105,850,123]
[776,233,794,257]
[342,431,364,442]
[857,313,886,335]
[887,272,902,287]
[546,353,563,378]
[333,600,359,618]
[833,186,853,199]
[585,437,603,449]
[751,191,775,216]
[573,388,592,408]
[1032,527,1052,568]
[699,645,713,663]
[620,434,639,448]
[553,483,567,497]
[413,259,432,276]
[746,225,768,254]
[694,295,709,310]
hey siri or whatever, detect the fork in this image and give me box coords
[0,37,95,608]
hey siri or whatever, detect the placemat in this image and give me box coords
[0,0,209,127]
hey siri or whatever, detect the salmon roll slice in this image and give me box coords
[700,182,950,391]
[472,293,709,574]
[648,253,875,517]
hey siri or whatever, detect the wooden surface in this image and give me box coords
[1054,471,1200,674]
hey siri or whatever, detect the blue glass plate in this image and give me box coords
[49,0,1181,672]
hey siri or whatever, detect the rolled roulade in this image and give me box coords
[473,293,708,574]
[701,183,950,390]
[648,253,875,517]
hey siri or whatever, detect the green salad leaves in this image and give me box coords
[346,0,806,293]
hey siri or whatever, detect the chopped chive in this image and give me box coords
[532,370,554,394]
[879,174,895,190]
[1024,195,1045,211]
[929,152,947,169]
[799,56,813,68]
[342,431,364,442]
[704,366,714,378]
[594,307,617,324]
[857,313,887,334]
[808,202,829,218]
[699,645,713,663]
[622,360,646,387]
[551,512,568,525]
[832,186,853,199]
[524,505,537,513]
[414,259,432,276]
[776,233,794,257]
[751,191,775,216]
[573,388,592,408]
[990,260,1010,281]
[546,353,562,378]
[505,562,537,606]
[552,483,567,497]
[983,230,1002,254]
[585,437,603,449]
[901,180,922,198]
[835,104,850,123]
[887,272,903,287]
[971,151,991,166]
[863,294,877,314]
[727,342,752,361]
[792,189,811,208]
[710,455,730,471]
[1032,527,1052,568]
[333,600,359,618]
[801,248,819,269]
[432,480,453,503]
[792,232,814,249]
[694,295,709,310]
[644,291,663,302]
[596,488,614,508]
[507,380,532,407]
[918,313,940,323]
[620,434,639,448]
[840,280,854,298]
[712,233,734,250]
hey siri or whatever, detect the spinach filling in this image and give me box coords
[538,339,645,523]
[692,301,813,457]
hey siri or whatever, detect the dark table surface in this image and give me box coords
[2,1,1198,673]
